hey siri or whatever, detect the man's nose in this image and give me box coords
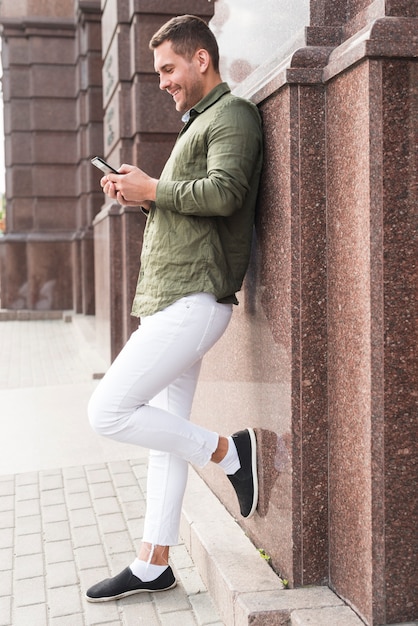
[159,76,169,91]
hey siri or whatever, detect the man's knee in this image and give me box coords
[87,393,111,436]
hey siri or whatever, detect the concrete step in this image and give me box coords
[291,605,364,626]
[181,469,418,626]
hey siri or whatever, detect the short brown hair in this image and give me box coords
[149,14,220,72]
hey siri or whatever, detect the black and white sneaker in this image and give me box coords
[85,566,176,602]
[227,428,258,518]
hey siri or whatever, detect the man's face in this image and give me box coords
[154,40,206,114]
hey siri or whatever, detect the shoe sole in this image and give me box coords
[245,427,258,519]
[85,580,177,602]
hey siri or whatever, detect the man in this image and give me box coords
[86,14,263,602]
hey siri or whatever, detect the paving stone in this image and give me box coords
[68,507,97,527]
[16,483,39,500]
[136,476,148,494]
[126,517,144,543]
[0,528,13,549]
[0,595,11,626]
[156,585,194,614]
[14,576,46,606]
[64,477,89,494]
[50,615,85,626]
[66,490,92,510]
[121,597,161,625]
[109,460,133,474]
[83,597,121,623]
[40,488,66,506]
[62,466,86,480]
[71,523,102,548]
[96,511,127,534]
[48,585,83,617]
[74,544,108,570]
[89,481,117,499]
[116,484,143,503]
[86,467,112,483]
[44,539,74,564]
[0,570,12,597]
[15,498,41,517]
[40,472,64,491]
[0,496,14,512]
[111,471,139,487]
[0,548,13,571]
[87,621,123,626]
[171,543,195,569]
[0,478,14,496]
[89,622,124,626]
[159,609,198,626]
[15,472,38,486]
[14,531,43,556]
[108,550,136,574]
[93,495,121,515]
[43,520,71,542]
[102,529,134,553]
[0,510,14,529]
[188,591,222,626]
[176,566,207,596]
[14,553,45,579]
[46,561,79,588]
[13,602,47,626]
[121,499,146,520]
[15,513,42,535]
[131,462,148,479]
[42,503,68,524]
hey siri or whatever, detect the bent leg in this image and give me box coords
[88,293,232,466]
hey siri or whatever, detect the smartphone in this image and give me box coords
[91,156,120,175]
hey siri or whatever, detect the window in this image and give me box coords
[211,0,310,94]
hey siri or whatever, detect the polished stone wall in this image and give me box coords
[193,2,418,625]
[323,16,417,624]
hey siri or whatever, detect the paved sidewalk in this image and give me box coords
[0,315,223,626]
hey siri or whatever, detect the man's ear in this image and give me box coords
[195,48,210,72]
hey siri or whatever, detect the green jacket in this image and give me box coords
[131,82,263,317]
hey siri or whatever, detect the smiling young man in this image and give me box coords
[85,15,263,602]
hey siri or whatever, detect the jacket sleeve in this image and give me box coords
[155,100,262,218]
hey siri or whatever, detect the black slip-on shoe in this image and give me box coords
[85,566,176,602]
[227,428,258,519]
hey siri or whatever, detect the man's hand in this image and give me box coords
[100,164,158,207]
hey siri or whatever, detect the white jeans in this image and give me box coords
[88,293,232,546]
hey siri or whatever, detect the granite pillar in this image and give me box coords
[380,58,417,624]
[0,0,103,314]
[73,0,104,314]
[327,60,384,624]
[0,6,76,310]
[194,76,329,589]
[324,16,417,624]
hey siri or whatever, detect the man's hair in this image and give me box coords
[149,14,220,73]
